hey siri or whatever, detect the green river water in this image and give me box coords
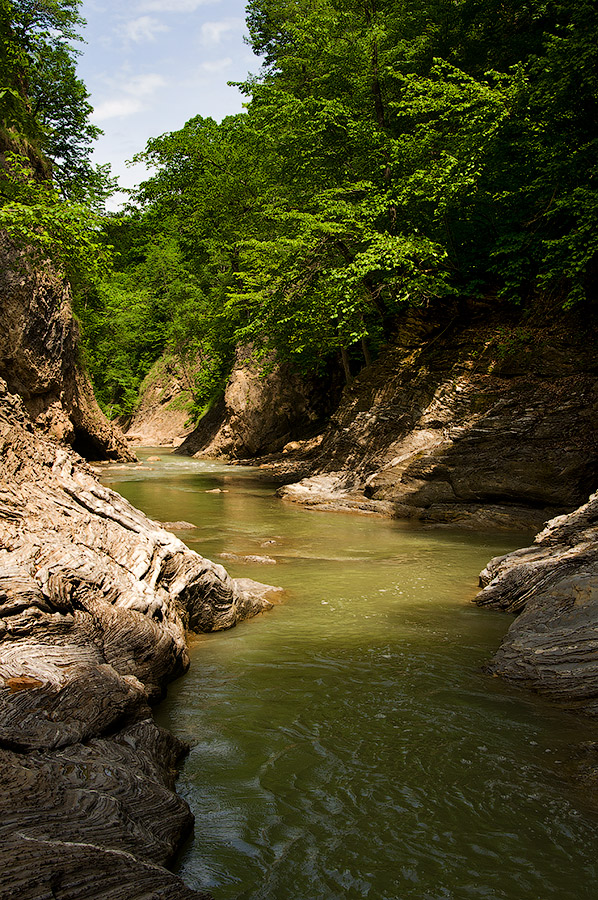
[102,450,598,900]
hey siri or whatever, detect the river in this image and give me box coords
[102,449,598,900]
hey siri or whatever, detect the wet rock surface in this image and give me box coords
[0,379,275,898]
[475,491,598,714]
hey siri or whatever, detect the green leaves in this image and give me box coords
[0,152,112,291]
[82,0,598,418]
[1,0,106,200]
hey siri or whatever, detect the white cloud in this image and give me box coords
[136,0,219,12]
[200,17,242,46]
[124,73,166,97]
[201,56,232,73]
[122,15,168,43]
[93,97,144,120]
[92,73,166,121]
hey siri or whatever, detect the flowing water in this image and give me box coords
[103,450,598,900]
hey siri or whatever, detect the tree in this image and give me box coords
[1,0,109,200]
[90,0,597,418]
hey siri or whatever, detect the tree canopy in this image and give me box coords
[0,0,105,196]
[1,0,113,302]
[25,0,598,417]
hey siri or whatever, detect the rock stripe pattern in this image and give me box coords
[0,379,275,898]
[475,490,598,713]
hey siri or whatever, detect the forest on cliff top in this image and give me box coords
[1,0,597,421]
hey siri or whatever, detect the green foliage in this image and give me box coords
[78,273,169,418]
[82,0,598,416]
[1,0,111,201]
[0,152,112,290]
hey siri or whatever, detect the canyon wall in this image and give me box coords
[273,304,598,530]
[123,354,195,448]
[0,241,133,461]
[178,345,339,460]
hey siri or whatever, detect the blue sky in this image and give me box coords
[77,0,258,206]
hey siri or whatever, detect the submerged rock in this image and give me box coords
[475,490,598,713]
[0,379,275,897]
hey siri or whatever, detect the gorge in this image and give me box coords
[2,0,598,895]
[1,225,598,900]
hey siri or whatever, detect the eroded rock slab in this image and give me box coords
[0,379,275,897]
[276,308,598,529]
[475,491,598,712]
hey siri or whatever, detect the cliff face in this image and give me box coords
[0,241,133,461]
[0,378,275,898]
[123,354,195,447]
[276,305,598,530]
[177,345,339,460]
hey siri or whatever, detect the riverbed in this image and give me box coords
[102,450,598,900]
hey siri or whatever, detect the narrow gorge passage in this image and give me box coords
[103,450,598,900]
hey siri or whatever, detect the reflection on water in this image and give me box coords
[102,449,598,900]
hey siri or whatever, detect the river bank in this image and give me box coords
[0,384,277,899]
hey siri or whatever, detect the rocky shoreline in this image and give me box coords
[0,380,276,898]
[474,490,598,713]
[174,302,598,722]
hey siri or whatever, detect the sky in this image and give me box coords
[77,0,259,207]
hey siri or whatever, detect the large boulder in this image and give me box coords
[475,490,598,712]
[0,379,275,897]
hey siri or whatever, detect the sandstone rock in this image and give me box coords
[277,308,598,528]
[0,239,133,461]
[177,345,338,459]
[0,379,275,897]
[474,490,598,713]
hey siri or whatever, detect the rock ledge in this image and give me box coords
[0,379,275,898]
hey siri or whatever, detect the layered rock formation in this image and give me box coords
[0,379,275,898]
[123,354,195,447]
[0,241,133,461]
[275,305,598,529]
[475,491,598,714]
[178,345,339,460]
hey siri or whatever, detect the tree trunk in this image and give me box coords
[340,346,352,384]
